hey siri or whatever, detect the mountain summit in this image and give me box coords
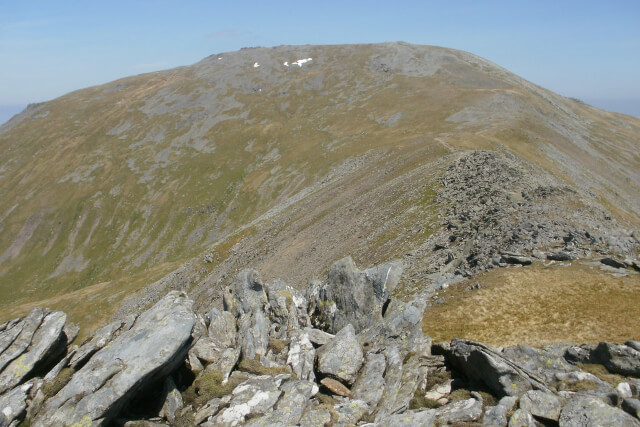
[0,42,638,330]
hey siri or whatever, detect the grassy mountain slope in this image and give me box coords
[1,43,639,335]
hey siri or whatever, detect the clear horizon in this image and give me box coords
[1,1,639,123]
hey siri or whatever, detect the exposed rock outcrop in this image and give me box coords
[1,257,639,426]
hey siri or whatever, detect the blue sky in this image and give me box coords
[1,1,639,123]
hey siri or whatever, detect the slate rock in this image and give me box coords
[483,395,518,427]
[34,291,195,427]
[0,311,67,394]
[245,380,318,426]
[622,398,640,419]
[316,324,363,385]
[502,344,577,383]
[238,310,269,361]
[379,409,436,426]
[223,269,268,317]
[212,375,284,426]
[298,407,332,427]
[591,342,640,376]
[310,257,403,334]
[559,395,640,426]
[286,330,315,381]
[447,339,550,397]
[302,328,334,346]
[69,319,131,369]
[627,340,640,352]
[435,397,483,423]
[508,408,536,427]
[352,352,386,408]
[0,383,32,426]
[334,399,369,424]
[158,376,182,424]
[0,309,45,374]
[519,389,562,421]
[207,308,236,348]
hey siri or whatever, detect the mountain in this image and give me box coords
[0,42,639,335]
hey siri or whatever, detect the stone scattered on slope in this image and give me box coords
[33,291,195,427]
[591,341,640,377]
[508,408,536,427]
[482,395,517,427]
[316,324,363,385]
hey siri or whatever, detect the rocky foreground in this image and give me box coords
[1,257,639,426]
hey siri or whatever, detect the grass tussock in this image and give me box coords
[183,368,247,408]
[422,262,640,347]
[237,358,293,377]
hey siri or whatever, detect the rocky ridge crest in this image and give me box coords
[1,257,639,426]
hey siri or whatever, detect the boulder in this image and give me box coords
[0,309,45,374]
[309,257,403,334]
[508,408,536,427]
[316,324,363,385]
[622,398,640,419]
[502,344,578,383]
[559,395,640,426]
[334,399,369,424]
[483,395,518,427]
[301,328,334,346]
[0,383,32,426]
[69,319,132,369]
[435,397,483,424]
[447,339,552,397]
[298,407,332,427]
[244,380,318,426]
[286,330,315,382]
[320,377,351,397]
[33,291,195,427]
[207,309,237,348]
[211,375,285,426]
[223,269,268,317]
[519,389,562,421]
[158,376,182,424]
[0,311,67,394]
[591,342,640,377]
[352,352,386,408]
[379,409,436,426]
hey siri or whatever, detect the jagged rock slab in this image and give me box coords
[591,342,640,377]
[286,330,315,381]
[33,292,195,427]
[352,352,386,408]
[309,257,403,334]
[0,383,32,426]
[0,309,45,375]
[559,395,640,426]
[211,375,285,426]
[435,397,482,424]
[0,311,67,394]
[447,339,552,397]
[316,324,363,385]
[519,389,562,421]
[244,380,318,426]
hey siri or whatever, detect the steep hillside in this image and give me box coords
[1,42,639,333]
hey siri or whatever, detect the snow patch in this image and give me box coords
[253,62,260,68]
[292,58,312,67]
[283,61,289,67]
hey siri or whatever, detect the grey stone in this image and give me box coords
[508,408,536,427]
[310,257,403,334]
[559,395,640,426]
[448,339,552,397]
[622,398,640,419]
[352,352,386,408]
[627,340,640,352]
[334,399,369,424]
[223,269,268,317]
[286,330,315,382]
[618,382,633,399]
[245,380,318,426]
[502,344,578,383]
[591,342,640,376]
[264,279,308,333]
[0,311,67,394]
[194,397,225,425]
[298,407,332,427]
[238,310,269,361]
[33,291,195,427]
[0,383,32,426]
[435,397,483,423]
[316,324,363,385]
[158,376,182,424]
[302,327,334,346]
[207,309,236,348]
[380,409,436,426]
[483,396,518,427]
[519,389,562,421]
[69,319,129,369]
[212,375,284,426]
[0,309,45,374]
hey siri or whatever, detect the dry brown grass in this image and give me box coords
[422,262,640,347]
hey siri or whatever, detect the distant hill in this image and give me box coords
[1,42,638,333]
